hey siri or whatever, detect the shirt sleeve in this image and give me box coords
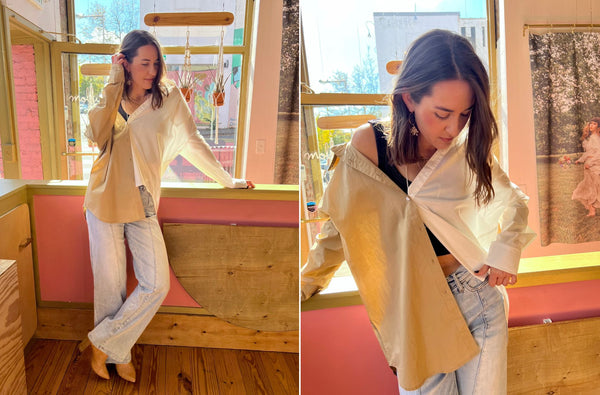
[85,64,124,150]
[301,219,347,301]
[175,92,247,188]
[483,158,536,274]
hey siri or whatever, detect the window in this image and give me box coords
[301,0,494,279]
[56,0,254,181]
[73,0,246,47]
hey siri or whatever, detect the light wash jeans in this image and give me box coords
[86,186,169,364]
[399,266,508,395]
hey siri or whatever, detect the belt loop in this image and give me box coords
[451,272,464,293]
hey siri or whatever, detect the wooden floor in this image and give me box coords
[24,339,299,394]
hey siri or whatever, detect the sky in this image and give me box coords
[301,0,487,91]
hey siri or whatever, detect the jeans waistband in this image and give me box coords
[446,265,488,294]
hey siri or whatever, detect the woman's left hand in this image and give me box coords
[477,264,517,287]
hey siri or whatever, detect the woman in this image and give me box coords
[84,30,254,382]
[573,118,600,216]
[301,30,534,394]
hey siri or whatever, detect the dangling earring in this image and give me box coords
[126,76,132,86]
[408,112,419,136]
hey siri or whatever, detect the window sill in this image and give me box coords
[0,179,298,216]
[301,253,600,312]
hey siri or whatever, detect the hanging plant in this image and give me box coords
[212,91,225,106]
[211,70,230,106]
[176,29,198,103]
[212,25,229,107]
[179,86,193,102]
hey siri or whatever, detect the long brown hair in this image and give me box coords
[388,29,498,206]
[583,117,600,141]
[119,30,168,109]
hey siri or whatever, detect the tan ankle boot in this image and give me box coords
[116,362,136,382]
[90,345,110,380]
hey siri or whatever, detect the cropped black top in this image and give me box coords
[370,121,451,257]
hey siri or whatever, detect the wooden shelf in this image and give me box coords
[144,12,234,27]
[80,63,111,76]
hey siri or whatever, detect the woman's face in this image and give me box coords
[589,121,599,134]
[124,44,159,92]
[403,79,474,157]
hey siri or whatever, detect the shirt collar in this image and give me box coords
[332,143,404,191]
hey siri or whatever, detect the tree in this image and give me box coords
[105,0,139,42]
[316,45,386,155]
[530,32,600,155]
[319,45,385,118]
[77,0,139,44]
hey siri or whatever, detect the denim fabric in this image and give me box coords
[86,186,169,364]
[399,266,508,395]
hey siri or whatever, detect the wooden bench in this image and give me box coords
[508,317,600,393]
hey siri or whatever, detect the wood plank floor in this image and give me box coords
[24,339,299,394]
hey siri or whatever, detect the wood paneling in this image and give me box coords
[163,223,299,331]
[508,317,600,394]
[36,307,298,353]
[0,204,36,344]
[0,260,27,394]
[24,339,298,394]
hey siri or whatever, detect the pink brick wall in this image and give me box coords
[12,45,42,179]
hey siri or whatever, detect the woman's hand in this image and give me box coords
[477,264,517,287]
[246,180,255,189]
[112,52,126,65]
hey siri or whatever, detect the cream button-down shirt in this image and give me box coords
[84,64,246,223]
[301,134,535,390]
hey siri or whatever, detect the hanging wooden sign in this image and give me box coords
[144,12,234,27]
[80,64,111,76]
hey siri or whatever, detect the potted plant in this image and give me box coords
[176,70,203,103]
[212,71,231,107]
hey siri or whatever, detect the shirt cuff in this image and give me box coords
[484,241,521,275]
[231,178,248,188]
[109,63,124,84]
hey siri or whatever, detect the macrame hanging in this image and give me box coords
[211,25,227,144]
[143,10,234,143]
[178,28,194,102]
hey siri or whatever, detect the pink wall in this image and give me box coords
[245,0,283,184]
[302,280,600,394]
[33,194,297,305]
[302,306,398,395]
[12,45,42,180]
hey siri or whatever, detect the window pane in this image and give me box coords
[63,53,112,180]
[74,0,246,46]
[302,0,489,94]
[163,54,241,182]
[61,52,240,182]
[301,105,389,244]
